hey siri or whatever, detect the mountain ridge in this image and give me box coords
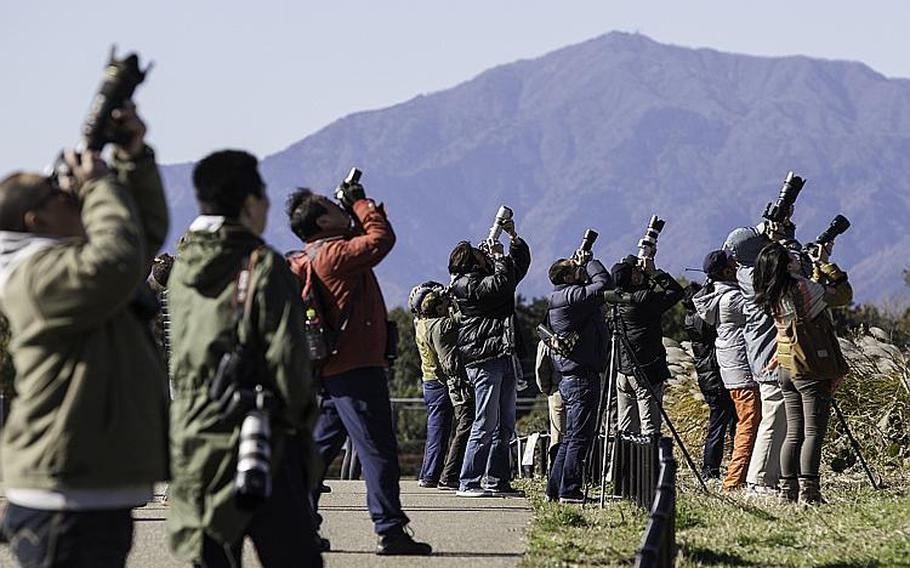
[159,31,910,306]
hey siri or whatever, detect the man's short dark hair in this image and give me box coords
[448,241,479,275]
[611,256,639,291]
[0,172,53,232]
[192,150,263,218]
[548,258,577,285]
[286,188,328,242]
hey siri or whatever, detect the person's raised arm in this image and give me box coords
[323,198,395,276]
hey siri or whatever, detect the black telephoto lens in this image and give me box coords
[816,214,851,245]
[579,229,598,252]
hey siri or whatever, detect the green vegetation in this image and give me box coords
[519,475,910,568]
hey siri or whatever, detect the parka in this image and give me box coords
[166,217,319,563]
[692,280,757,390]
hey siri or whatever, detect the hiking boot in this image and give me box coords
[377,526,433,556]
[746,483,779,499]
[778,478,799,503]
[798,477,825,505]
[455,487,493,497]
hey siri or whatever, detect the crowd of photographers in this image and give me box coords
[0,54,854,568]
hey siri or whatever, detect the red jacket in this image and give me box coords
[288,199,395,377]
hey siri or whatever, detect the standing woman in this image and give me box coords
[752,242,852,504]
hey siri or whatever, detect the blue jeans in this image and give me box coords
[312,367,409,535]
[547,370,599,498]
[420,380,454,483]
[459,356,517,491]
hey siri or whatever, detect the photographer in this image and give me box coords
[753,241,852,504]
[609,255,683,435]
[0,105,168,567]
[448,222,531,497]
[724,227,788,497]
[409,282,475,490]
[167,150,322,566]
[286,185,431,555]
[692,251,761,492]
[683,283,735,482]
[544,254,612,503]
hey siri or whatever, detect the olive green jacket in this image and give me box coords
[0,149,170,490]
[166,218,319,562]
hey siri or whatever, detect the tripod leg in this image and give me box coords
[598,342,618,507]
[832,398,878,489]
[583,351,614,505]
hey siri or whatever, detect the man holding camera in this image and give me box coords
[286,182,431,556]
[609,255,684,436]
[167,150,322,566]
[0,105,168,567]
[544,252,612,503]
[447,221,531,497]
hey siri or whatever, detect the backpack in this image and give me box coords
[776,280,849,381]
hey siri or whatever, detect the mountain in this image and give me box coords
[160,32,910,306]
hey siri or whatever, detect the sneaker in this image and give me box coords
[746,483,779,499]
[558,492,586,504]
[486,485,526,497]
[417,479,437,488]
[377,527,433,556]
[455,487,493,497]
[437,480,459,491]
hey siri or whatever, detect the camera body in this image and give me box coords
[763,171,805,224]
[637,215,665,262]
[805,214,850,258]
[334,166,364,213]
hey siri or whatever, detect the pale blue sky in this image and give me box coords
[1,1,908,174]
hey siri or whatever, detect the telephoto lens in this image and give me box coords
[816,214,851,246]
[344,167,362,186]
[579,229,599,253]
[235,390,273,510]
[83,48,151,151]
[763,171,805,223]
[637,215,665,260]
[486,205,514,245]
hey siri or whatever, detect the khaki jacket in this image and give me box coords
[0,150,170,491]
[166,218,319,562]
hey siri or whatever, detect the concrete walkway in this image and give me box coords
[1,481,532,567]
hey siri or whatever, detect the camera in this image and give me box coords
[334,166,364,213]
[235,386,277,510]
[48,48,151,186]
[637,215,665,261]
[762,171,805,223]
[578,229,598,255]
[486,205,513,245]
[805,214,850,257]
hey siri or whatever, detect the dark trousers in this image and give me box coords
[312,367,409,535]
[547,370,599,498]
[419,380,454,483]
[199,436,323,568]
[2,506,133,568]
[701,388,736,479]
[440,398,475,485]
[780,370,833,480]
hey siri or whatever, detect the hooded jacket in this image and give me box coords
[692,281,757,390]
[449,238,531,366]
[166,218,319,562]
[546,259,612,376]
[0,151,169,496]
[725,227,779,384]
[615,270,683,383]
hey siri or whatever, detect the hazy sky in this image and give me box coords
[1,1,908,174]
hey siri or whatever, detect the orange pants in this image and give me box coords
[724,387,761,491]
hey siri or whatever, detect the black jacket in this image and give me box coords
[547,260,613,375]
[683,310,724,393]
[450,238,531,366]
[616,270,683,383]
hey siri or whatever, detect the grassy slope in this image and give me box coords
[519,474,910,567]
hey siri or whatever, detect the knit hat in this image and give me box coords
[724,226,770,267]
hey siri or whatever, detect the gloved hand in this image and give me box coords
[573,249,592,266]
[808,240,834,264]
[335,181,366,212]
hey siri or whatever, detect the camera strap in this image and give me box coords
[231,247,264,349]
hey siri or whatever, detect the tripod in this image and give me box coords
[587,304,708,505]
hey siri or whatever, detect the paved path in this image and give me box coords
[1,481,531,567]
